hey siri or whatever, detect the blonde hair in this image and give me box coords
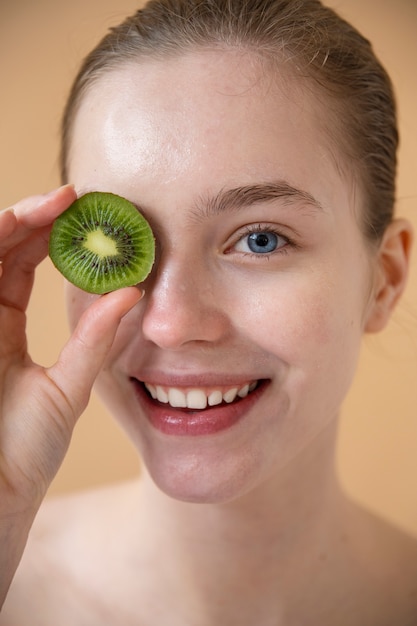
[61,0,398,241]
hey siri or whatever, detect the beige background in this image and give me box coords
[1,1,416,533]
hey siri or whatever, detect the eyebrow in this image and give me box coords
[193,181,323,219]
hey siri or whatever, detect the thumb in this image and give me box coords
[47,286,143,421]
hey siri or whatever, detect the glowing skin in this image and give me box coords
[66,50,377,504]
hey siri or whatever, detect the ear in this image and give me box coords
[364,218,413,333]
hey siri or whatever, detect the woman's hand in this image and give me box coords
[0,185,142,602]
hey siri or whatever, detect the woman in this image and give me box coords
[1,0,416,623]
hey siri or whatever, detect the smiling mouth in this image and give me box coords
[141,380,260,411]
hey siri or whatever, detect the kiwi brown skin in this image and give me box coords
[49,191,155,294]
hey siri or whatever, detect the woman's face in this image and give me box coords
[66,50,376,503]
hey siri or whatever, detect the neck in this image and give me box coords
[132,422,352,624]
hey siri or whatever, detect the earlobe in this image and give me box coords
[364,218,413,333]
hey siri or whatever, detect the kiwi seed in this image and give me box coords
[49,191,155,294]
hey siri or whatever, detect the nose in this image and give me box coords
[141,258,231,350]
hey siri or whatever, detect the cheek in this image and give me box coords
[229,268,365,367]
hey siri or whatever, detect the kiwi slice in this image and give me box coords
[49,191,155,294]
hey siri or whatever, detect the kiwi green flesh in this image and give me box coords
[49,192,155,294]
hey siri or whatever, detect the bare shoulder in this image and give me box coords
[360,506,417,572]
[346,503,417,625]
[0,479,139,626]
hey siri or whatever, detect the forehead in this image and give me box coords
[68,48,356,215]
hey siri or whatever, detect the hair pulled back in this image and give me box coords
[61,0,398,242]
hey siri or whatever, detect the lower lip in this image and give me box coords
[131,380,267,436]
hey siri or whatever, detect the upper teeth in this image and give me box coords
[144,382,257,410]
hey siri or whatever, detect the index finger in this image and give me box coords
[0,185,77,258]
[12,184,77,228]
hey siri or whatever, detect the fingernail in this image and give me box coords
[44,183,75,199]
[0,207,15,215]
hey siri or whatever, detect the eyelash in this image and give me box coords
[229,223,296,259]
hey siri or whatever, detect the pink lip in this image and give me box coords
[131,379,267,436]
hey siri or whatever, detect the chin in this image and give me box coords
[142,446,264,505]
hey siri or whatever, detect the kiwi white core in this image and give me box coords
[84,229,118,257]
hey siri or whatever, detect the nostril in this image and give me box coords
[140,279,230,350]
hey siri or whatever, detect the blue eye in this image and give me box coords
[247,231,278,254]
[229,225,291,257]
[233,228,286,255]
